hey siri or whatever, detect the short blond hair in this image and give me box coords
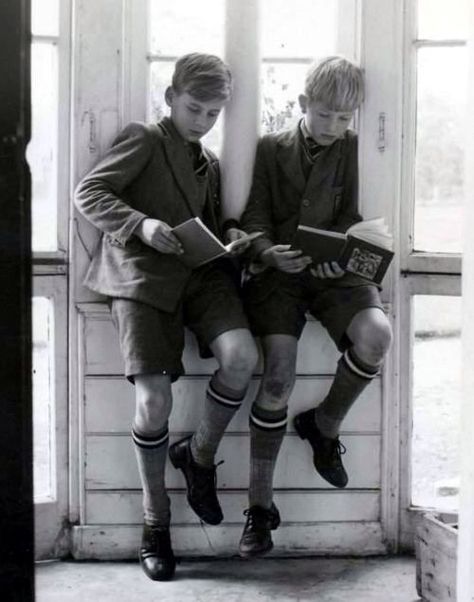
[304,56,364,111]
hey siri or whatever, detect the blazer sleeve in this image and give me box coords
[240,137,276,257]
[331,131,363,233]
[74,122,156,246]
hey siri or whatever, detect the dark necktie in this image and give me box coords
[306,138,323,162]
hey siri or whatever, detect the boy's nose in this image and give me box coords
[326,116,338,133]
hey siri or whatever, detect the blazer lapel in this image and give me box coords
[276,126,306,195]
[159,117,201,217]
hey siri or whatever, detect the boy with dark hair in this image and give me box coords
[75,53,258,581]
[239,56,393,557]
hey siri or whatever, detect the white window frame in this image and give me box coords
[31,0,71,263]
[400,0,465,275]
[397,0,464,549]
[31,0,71,559]
[33,274,69,559]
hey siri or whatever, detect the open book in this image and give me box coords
[294,217,394,284]
[172,217,263,268]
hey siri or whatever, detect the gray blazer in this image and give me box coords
[74,117,222,312]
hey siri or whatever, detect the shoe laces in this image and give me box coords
[194,459,224,491]
[243,506,269,530]
[330,438,347,461]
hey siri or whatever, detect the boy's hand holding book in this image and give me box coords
[260,245,312,274]
[293,217,394,285]
[310,261,345,280]
[135,218,184,255]
[224,227,254,256]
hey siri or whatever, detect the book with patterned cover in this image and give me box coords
[294,218,394,285]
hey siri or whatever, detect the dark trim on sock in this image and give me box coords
[132,426,169,449]
[249,404,288,432]
[343,348,378,380]
[207,381,244,409]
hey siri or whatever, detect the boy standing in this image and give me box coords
[239,56,392,557]
[74,53,258,581]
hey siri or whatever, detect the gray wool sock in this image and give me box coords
[315,348,378,439]
[248,403,288,509]
[190,372,246,467]
[132,424,171,527]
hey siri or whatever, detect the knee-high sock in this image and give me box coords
[191,372,246,468]
[249,403,288,509]
[132,425,170,527]
[315,347,378,439]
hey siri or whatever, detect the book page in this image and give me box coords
[347,218,393,250]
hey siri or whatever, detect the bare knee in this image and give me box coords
[257,357,296,411]
[134,375,172,433]
[219,339,258,380]
[354,317,393,365]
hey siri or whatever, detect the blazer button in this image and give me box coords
[302,198,310,207]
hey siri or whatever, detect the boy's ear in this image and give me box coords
[164,86,174,107]
[298,94,308,114]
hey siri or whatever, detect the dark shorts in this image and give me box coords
[243,268,384,351]
[110,261,249,382]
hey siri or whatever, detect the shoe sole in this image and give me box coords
[168,443,223,526]
[239,540,274,559]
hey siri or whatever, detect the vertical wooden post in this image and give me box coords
[457,2,474,599]
[0,0,34,599]
[221,0,261,221]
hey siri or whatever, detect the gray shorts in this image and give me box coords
[243,268,384,351]
[110,262,249,382]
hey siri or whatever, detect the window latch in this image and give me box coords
[377,112,386,153]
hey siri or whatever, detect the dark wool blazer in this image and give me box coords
[74,117,222,312]
[241,123,366,288]
[241,123,362,254]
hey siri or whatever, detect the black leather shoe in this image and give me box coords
[139,524,176,581]
[239,503,281,558]
[294,408,348,488]
[168,435,223,525]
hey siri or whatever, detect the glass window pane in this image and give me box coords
[417,0,468,40]
[261,62,307,134]
[148,61,223,154]
[149,0,224,56]
[27,43,58,252]
[33,297,56,501]
[31,0,59,36]
[414,46,467,253]
[261,0,337,58]
[411,295,461,510]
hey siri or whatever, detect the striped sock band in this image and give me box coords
[249,404,288,432]
[207,378,245,410]
[132,426,169,449]
[343,348,379,380]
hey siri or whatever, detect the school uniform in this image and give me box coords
[241,121,383,350]
[75,116,248,380]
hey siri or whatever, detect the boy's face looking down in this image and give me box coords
[165,87,226,143]
[299,96,354,146]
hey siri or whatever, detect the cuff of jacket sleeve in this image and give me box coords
[115,212,148,246]
[250,236,274,259]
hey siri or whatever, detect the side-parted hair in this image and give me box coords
[304,56,364,112]
[172,53,232,101]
